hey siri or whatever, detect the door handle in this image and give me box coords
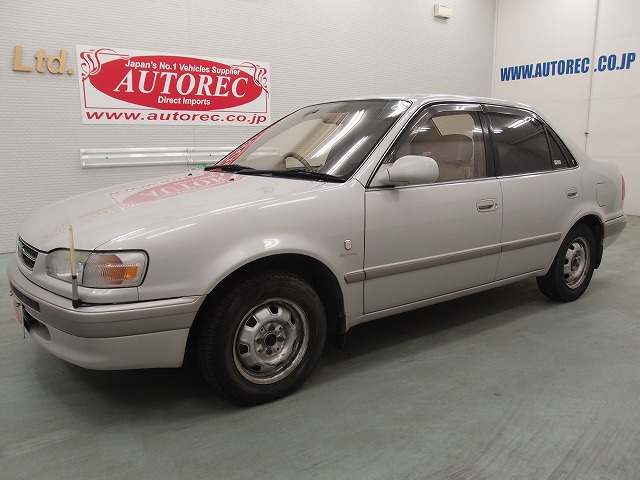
[477,199,498,212]
[567,187,579,199]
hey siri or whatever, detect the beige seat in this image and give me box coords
[412,134,474,181]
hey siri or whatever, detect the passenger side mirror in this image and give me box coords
[372,155,439,187]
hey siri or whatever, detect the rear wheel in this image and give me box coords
[196,270,326,405]
[537,224,596,302]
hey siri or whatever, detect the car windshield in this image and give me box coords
[212,99,411,180]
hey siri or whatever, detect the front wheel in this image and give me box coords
[537,224,596,302]
[196,271,326,405]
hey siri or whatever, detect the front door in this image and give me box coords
[363,104,502,314]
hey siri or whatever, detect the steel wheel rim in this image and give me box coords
[233,297,309,384]
[563,236,590,289]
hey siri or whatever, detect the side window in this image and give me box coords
[390,110,486,182]
[546,128,575,169]
[489,112,552,175]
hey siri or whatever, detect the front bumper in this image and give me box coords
[8,256,204,370]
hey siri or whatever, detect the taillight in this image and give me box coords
[622,175,626,201]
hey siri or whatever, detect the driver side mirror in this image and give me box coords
[372,155,439,187]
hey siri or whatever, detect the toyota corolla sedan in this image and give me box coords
[8,95,627,404]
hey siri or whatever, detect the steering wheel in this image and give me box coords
[281,151,312,170]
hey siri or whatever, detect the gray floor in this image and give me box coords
[1,218,639,480]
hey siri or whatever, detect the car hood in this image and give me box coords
[20,171,331,252]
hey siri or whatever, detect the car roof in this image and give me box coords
[325,94,535,111]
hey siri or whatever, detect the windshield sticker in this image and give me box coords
[107,171,243,210]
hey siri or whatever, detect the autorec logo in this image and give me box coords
[76,45,270,125]
[84,110,268,125]
[499,51,636,82]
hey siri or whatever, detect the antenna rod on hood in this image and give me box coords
[69,225,82,309]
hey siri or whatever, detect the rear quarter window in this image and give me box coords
[546,127,577,169]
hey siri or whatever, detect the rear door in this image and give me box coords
[486,106,582,280]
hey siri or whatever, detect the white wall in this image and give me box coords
[0,0,496,253]
[493,0,640,214]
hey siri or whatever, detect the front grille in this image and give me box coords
[18,238,39,270]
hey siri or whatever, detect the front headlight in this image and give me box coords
[45,250,148,288]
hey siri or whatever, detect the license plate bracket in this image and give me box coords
[12,295,26,337]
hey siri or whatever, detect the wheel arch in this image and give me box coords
[572,214,604,268]
[186,253,346,354]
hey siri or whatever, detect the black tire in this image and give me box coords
[537,224,596,302]
[196,270,326,405]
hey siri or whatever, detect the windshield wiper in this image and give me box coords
[206,164,344,182]
[205,164,256,172]
[240,169,345,183]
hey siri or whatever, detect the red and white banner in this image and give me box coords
[76,45,269,126]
